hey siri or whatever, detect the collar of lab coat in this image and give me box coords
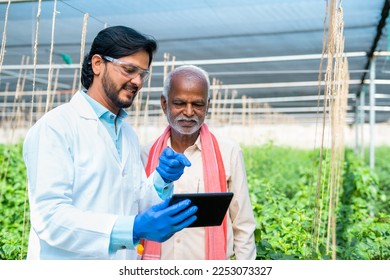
[69,90,133,167]
[70,90,100,120]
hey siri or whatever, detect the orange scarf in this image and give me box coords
[142,124,227,260]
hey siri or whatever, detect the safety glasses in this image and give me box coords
[101,55,150,82]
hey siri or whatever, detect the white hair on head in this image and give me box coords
[162,65,211,99]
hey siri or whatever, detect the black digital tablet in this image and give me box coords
[169,192,234,227]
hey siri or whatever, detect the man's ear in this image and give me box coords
[91,54,104,76]
[161,95,168,115]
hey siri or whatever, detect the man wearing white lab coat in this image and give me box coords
[23,26,197,260]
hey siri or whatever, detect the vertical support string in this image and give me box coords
[0,0,11,74]
[79,13,89,92]
[29,0,42,127]
[45,0,58,113]
[312,0,348,259]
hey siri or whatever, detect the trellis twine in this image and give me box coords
[45,0,58,113]
[78,13,89,91]
[311,0,349,259]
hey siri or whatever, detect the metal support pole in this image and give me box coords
[355,93,360,154]
[369,57,376,170]
[359,88,365,160]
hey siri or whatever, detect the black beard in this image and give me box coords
[102,69,137,109]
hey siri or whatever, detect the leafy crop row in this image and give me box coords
[243,143,390,260]
[0,142,389,259]
[0,143,29,260]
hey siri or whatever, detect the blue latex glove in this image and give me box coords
[133,198,197,243]
[156,147,191,183]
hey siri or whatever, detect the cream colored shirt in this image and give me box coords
[142,135,256,260]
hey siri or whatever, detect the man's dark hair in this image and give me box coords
[81,26,157,89]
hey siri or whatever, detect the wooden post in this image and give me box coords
[241,95,247,126]
[229,90,237,125]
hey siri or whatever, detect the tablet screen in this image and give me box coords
[169,192,234,227]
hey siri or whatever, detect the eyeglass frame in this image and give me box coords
[100,55,150,82]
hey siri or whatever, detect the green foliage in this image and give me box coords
[243,143,319,259]
[337,150,390,259]
[243,143,390,260]
[0,143,29,260]
[1,141,389,260]
[244,142,316,197]
[366,146,390,213]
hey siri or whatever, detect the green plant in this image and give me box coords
[0,143,29,260]
[367,146,390,214]
[244,144,318,259]
[243,144,390,260]
[337,150,390,259]
[1,142,389,260]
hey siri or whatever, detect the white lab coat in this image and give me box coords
[23,91,161,259]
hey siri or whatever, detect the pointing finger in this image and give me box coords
[176,154,191,167]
